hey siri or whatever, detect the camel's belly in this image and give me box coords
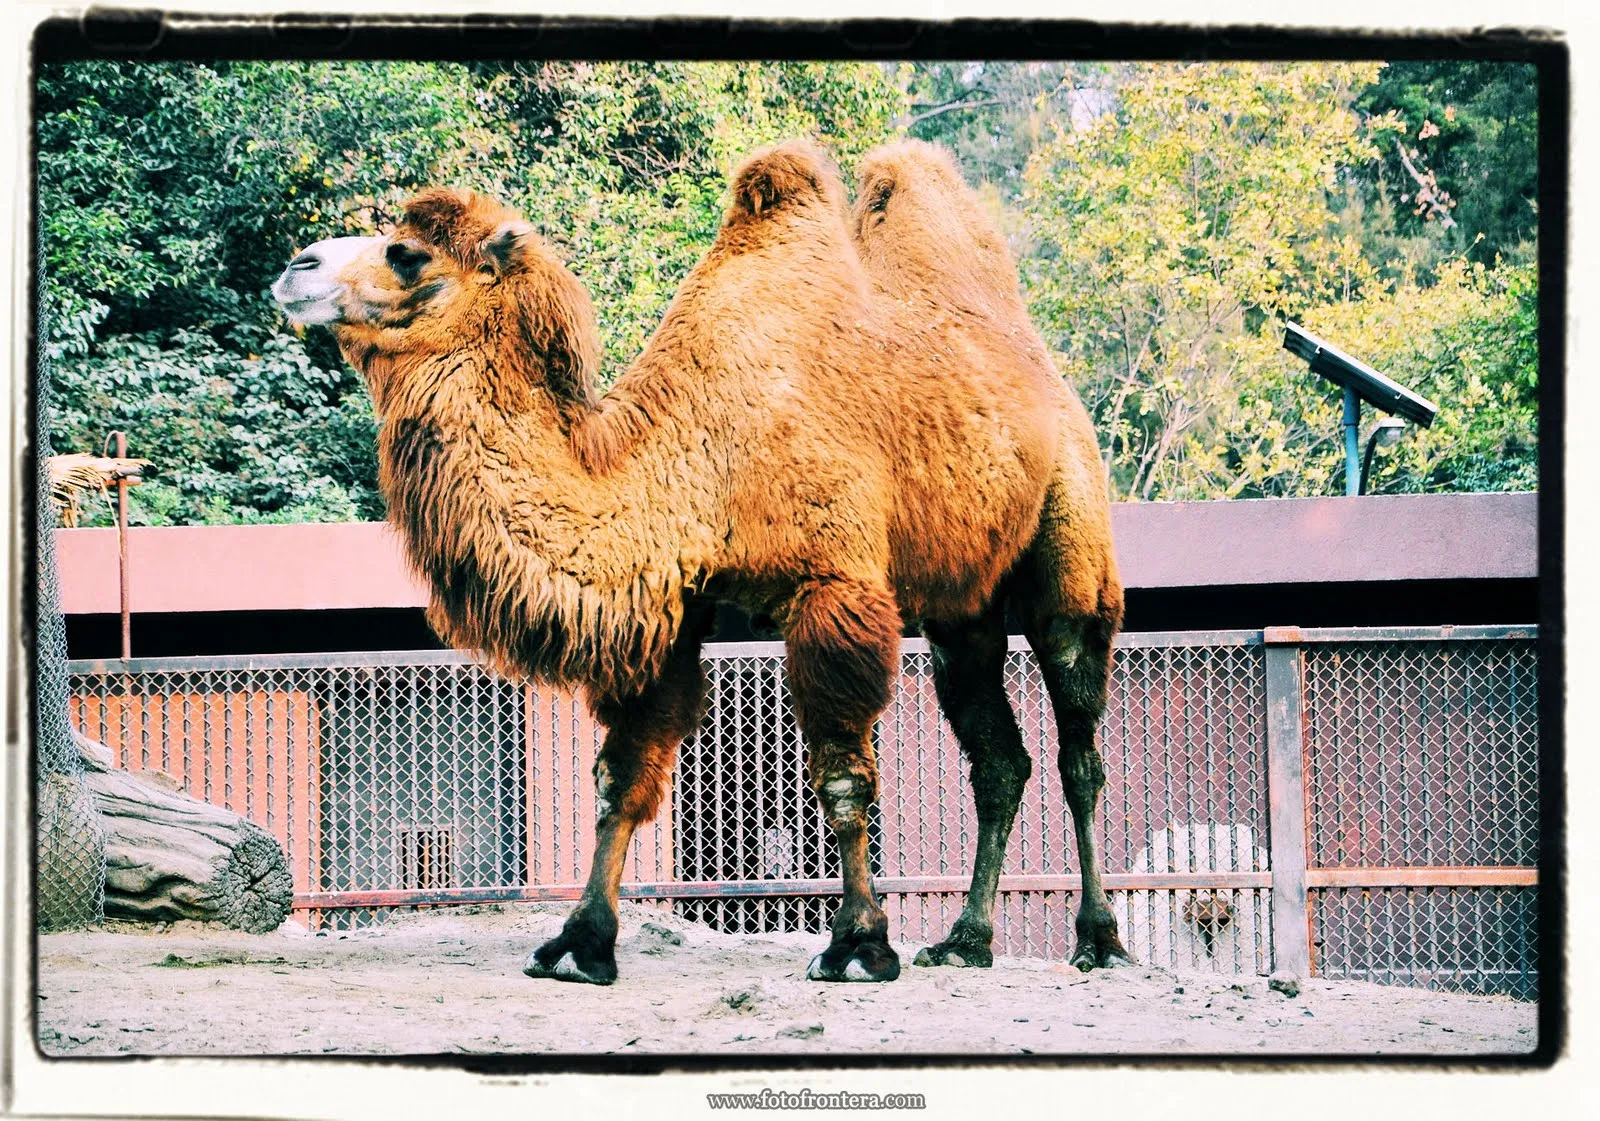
[882,392,1056,621]
[714,365,1058,626]
[886,462,1049,622]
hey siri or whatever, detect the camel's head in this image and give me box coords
[273,188,529,330]
[272,188,599,411]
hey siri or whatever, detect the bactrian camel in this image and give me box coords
[271,138,1128,985]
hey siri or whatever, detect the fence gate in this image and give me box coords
[68,624,1539,998]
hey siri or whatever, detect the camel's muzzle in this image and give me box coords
[271,235,381,325]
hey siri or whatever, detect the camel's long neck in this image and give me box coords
[371,343,710,697]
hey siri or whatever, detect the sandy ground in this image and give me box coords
[36,903,1536,1058]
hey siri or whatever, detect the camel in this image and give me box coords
[271,138,1128,985]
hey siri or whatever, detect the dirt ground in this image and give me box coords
[36,903,1536,1058]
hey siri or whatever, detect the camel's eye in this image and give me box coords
[385,239,432,285]
[868,185,891,214]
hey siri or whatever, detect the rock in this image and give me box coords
[713,986,767,1016]
[777,1023,824,1039]
[1268,970,1301,998]
[630,921,686,956]
[641,921,683,945]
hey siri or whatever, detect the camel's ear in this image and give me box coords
[480,220,535,276]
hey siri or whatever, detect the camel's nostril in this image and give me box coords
[290,253,321,271]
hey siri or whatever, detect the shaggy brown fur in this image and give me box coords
[272,137,1125,983]
[851,139,1129,971]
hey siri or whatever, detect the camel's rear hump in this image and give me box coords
[852,139,1022,309]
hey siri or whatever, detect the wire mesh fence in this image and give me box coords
[67,625,1539,997]
[1310,885,1538,1000]
[1302,634,1541,999]
[1304,639,1540,869]
[34,325,106,932]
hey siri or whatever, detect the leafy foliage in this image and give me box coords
[1019,61,1537,501]
[37,59,1536,525]
[903,61,1118,200]
[1183,261,1538,498]
[1022,63,1388,500]
[50,329,381,525]
[1354,61,1539,267]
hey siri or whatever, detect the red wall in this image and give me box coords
[55,493,1537,617]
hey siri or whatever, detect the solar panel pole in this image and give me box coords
[1342,386,1361,498]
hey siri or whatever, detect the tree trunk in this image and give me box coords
[73,731,293,933]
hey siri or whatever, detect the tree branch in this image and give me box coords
[901,96,1007,128]
[1394,143,1458,229]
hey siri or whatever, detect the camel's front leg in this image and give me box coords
[523,631,707,985]
[785,578,902,983]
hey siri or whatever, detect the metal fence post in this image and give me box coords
[1264,627,1310,978]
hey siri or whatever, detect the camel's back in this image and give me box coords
[644,141,1078,621]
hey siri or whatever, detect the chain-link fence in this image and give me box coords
[68,625,1538,996]
[1303,635,1541,999]
[34,330,108,931]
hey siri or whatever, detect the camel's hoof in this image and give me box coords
[913,939,993,968]
[1069,929,1134,972]
[805,937,900,983]
[522,938,617,986]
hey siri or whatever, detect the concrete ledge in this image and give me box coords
[55,492,1537,616]
[56,521,427,615]
[1111,491,1537,589]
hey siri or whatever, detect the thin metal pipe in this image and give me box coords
[1360,426,1382,495]
[291,866,1536,911]
[1343,385,1361,497]
[70,626,1533,676]
[1306,867,1537,889]
[115,430,130,660]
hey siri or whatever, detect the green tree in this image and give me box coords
[1354,60,1539,267]
[902,61,1120,200]
[1021,62,1386,500]
[1182,260,1537,498]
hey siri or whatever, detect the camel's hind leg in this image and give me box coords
[1019,508,1131,971]
[523,605,712,985]
[913,599,1030,968]
[785,577,903,983]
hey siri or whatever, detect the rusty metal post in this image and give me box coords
[1264,626,1310,978]
[113,431,131,661]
